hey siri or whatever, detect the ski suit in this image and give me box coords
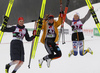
[4,24,34,61]
[41,15,63,60]
[65,10,91,56]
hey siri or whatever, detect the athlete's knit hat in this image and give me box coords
[74,12,80,18]
[18,17,24,22]
[48,15,54,20]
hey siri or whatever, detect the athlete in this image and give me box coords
[2,17,35,73]
[38,13,63,68]
[65,8,93,57]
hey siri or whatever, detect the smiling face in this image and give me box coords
[48,15,54,24]
[74,14,79,21]
[18,20,24,26]
[18,17,24,26]
[48,18,54,24]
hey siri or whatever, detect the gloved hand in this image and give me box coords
[60,11,64,18]
[32,30,37,39]
[92,6,94,9]
[71,25,75,30]
[32,35,35,39]
[33,30,36,36]
[0,29,3,31]
[44,14,49,21]
[0,26,7,32]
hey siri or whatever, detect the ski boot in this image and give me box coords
[87,47,93,55]
[5,64,11,73]
[68,50,73,57]
[46,59,51,68]
[38,59,44,68]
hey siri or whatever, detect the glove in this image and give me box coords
[61,25,64,27]
[31,35,35,40]
[92,6,94,9]
[60,11,64,14]
[0,26,7,32]
[60,11,64,18]
[0,29,3,32]
[71,25,75,30]
[44,14,49,20]
[33,30,36,36]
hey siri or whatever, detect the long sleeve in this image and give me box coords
[80,10,91,24]
[56,15,63,27]
[25,29,34,41]
[41,19,47,30]
[65,16,72,26]
[4,26,16,32]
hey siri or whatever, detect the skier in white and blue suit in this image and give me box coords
[65,8,94,57]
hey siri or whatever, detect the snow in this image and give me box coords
[0,2,100,73]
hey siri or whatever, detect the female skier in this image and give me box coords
[38,13,63,68]
[65,8,93,57]
[2,17,35,73]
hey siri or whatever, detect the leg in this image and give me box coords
[12,61,23,73]
[50,42,62,60]
[44,38,62,67]
[5,60,20,73]
[72,41,78,56]
[38,38,54,68]
[45,40,62,68]
[79,40,93,56]
[9,60,20,66]
[43,39,54,60]
[79,41,86,56]
[68,41,78,57]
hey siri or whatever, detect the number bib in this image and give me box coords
[71,20,83,33]
[46,25,56,38]
[13,27,26,41]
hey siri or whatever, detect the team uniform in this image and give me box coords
[3,17,34,73]
[38,15,63,68]
[4,24,34,61]
[65,10,93,57]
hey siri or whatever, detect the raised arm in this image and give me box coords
[80,10,91,24]
[3,26,16,32]
[55,15,63,27]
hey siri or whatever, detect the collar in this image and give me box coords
[17,24,25,29]
[48,22,54,26]
[73,19,80,22]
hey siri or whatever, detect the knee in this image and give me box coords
[73,51,78,56]
[49,54,54,58]
[19,61,24,65]
[56,50,62,58]
[55,47,62,56]
[13,60,20,64]
[58,51,62,57]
